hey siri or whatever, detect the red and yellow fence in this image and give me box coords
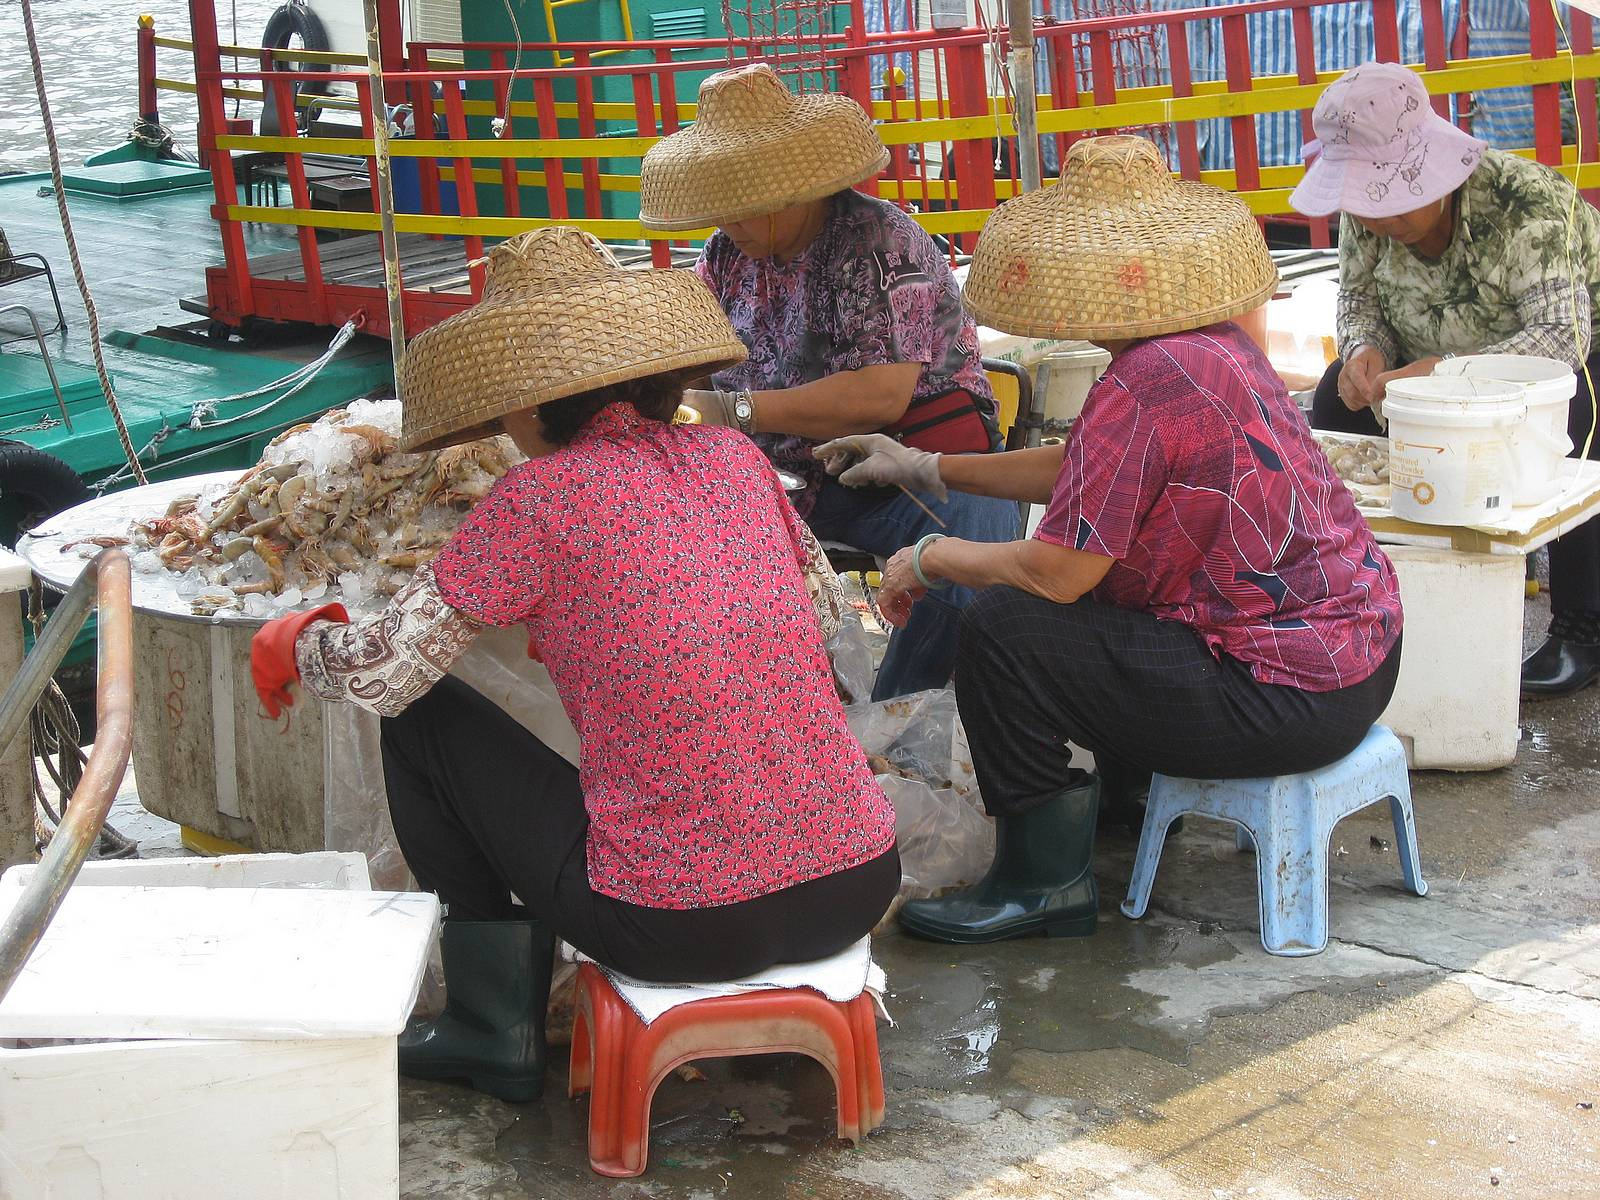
[155,0,1600,338]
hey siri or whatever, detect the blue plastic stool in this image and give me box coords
[1120,726,1428,956]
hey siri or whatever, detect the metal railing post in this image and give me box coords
[0,550,134,1005]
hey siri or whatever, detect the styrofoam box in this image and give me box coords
[0,853,439,1199]
[1379,546,1525,770]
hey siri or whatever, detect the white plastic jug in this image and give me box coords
[1383,376,1526,525]
[1433,354,1574,506]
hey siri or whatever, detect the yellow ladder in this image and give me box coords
[542,0,636,67]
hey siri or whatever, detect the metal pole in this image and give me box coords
[362,0,407,387]
[0,550,133,1004]
[1006,0,1042,193]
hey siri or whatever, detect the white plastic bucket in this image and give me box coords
[1433,354,1574,506]
[1034,344,1113,424]
[1383,377,1526,525]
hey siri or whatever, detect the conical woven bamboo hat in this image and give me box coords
[964,136,1279,341]
[638,63,890,232]
[399,228,747,452]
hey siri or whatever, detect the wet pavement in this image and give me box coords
[398,590,1600,1199]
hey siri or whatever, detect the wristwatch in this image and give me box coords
[733,390,756,435]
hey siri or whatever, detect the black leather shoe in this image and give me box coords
[899,772,1100,944]
[1521,636,1600,699]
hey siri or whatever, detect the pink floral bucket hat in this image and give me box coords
[1289,61,1486,220]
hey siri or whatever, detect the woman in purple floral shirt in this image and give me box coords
[640,63,1019,700]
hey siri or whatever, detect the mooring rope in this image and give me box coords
[20,0,149,486]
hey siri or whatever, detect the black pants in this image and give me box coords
[1313,356,1600,615]
[381,676,901,984]
[953,588,1403,816]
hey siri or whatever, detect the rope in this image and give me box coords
[20,0,148,486]
[186,315,361,428]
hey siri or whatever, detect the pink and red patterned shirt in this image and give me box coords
[1036,323,1402,692]
[426,405,895,908]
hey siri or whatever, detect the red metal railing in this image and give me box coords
[171,0,1600,338]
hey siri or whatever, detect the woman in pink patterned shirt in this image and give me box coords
[820,138,1402,946]
[250,229,897,1104]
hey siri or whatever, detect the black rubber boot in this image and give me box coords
[898,771,1100,944]
[399,918,554,1103]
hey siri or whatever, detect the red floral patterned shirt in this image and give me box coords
[1037,324,1402,692]
[429,405,896,908]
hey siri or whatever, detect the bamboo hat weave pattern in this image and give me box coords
[964,136,1280,342]
[638,63,890,232]
[399,228,747,452]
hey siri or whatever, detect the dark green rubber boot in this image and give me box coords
[898,771,1100,944]
[398,918,554,1103]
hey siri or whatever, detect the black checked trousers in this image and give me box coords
[953,587,1402,816]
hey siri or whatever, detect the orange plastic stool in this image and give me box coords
[568,962,886,1177]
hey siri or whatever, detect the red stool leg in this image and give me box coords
[848,993,886,1136]
[577,965,637,1177]
[568,1004,593,1098]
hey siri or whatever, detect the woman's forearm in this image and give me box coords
[920,535,1112,603]
[295,565,483,717]
[754,362,922,439]
[938,444,1066,504]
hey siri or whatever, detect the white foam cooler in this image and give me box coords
[0,853,439,1199]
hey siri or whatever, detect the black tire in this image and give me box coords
[0,440,91,548]
[262,2,333,101]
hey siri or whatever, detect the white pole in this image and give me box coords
[1006,0,1042,193]
[361,0,407,386]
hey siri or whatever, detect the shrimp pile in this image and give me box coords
[1316,435,1390,486]
[130,398,520,616]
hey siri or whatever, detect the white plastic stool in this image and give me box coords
[1120,725,1428,956]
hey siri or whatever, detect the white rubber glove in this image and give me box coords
[813,433,947,502]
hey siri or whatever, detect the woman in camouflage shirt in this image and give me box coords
[1292,61,1600,699]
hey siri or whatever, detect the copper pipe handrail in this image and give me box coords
[0,549,134,1004]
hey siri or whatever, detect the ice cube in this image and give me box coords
[302,580,328,601]
[337,571,366,605]
[275,585,303,609]
[131,550,163,574]
[241,592,273,618]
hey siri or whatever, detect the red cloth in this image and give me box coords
[1036,324,1402,692]
[429,405,896,909]
[251,603,349,718]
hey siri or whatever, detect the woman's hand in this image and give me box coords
[875,546,927,628]
[1338,346,1390,411]
[814,434,947,501]
[680,388,738,427]
[1371,356,1444,400]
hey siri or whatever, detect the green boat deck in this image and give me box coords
[0,162,396,492]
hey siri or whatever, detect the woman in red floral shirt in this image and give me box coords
[820,137,1402,946]
[250,228,897,1103]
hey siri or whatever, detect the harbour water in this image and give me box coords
[1,0,278,174]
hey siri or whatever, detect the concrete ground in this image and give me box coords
[397,588,1600,1200]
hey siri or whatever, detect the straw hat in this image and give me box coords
[398,228,747,452]
[964,135,1279,342]
[638,63,890,232]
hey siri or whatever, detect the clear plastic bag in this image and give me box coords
[846,689,994,920]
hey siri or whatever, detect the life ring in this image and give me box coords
[261,2,333,102]
[0,440,91,547]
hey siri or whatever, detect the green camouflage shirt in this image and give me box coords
[1336,148,1600,370]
